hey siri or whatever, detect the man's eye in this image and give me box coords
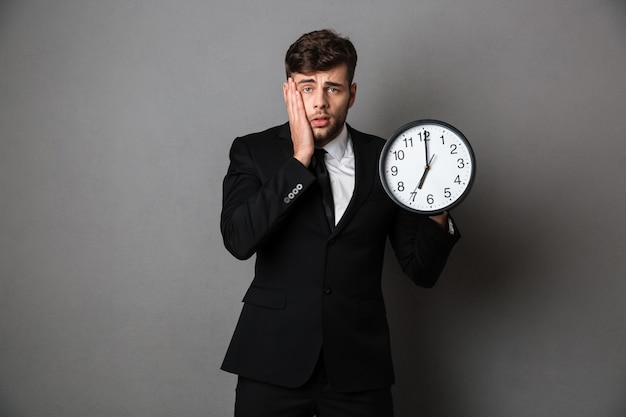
[328,88,339,93]
[302,87,313,93]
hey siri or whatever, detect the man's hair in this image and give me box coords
[285,29,358,84]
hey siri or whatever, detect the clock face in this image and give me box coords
[379,120,475,214]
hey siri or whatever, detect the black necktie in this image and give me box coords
[312,148,335,229]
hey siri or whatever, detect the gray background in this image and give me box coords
[1,0,625,416]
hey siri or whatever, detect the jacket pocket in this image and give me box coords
[242,286,287,310]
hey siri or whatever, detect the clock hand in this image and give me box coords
[424,134,429,165]
[416,154,435,190]
[416,166,429,190]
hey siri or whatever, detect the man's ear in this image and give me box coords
[348,83,357,108]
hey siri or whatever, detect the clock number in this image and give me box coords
[397,181,405,192]
[403,137,414,148]
[444,188,451,198]
[441,135,445,145]
[450,144,458,154]
[427,194,434,205]
[393,150,405,161]
[457,158,465,169]
[390,166,398,176]
[454,175,461,185]
[418,130,430,142]
[409,192,417,202]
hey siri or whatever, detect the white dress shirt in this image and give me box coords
[320,125,354,225]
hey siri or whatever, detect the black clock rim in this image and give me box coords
[378,119,476,215]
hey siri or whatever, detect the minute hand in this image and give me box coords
[416,154,435,190]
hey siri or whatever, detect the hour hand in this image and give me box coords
[416,154,435,190]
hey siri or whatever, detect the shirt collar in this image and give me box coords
[321,124,349,162]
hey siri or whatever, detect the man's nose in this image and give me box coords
[313,90,328,109]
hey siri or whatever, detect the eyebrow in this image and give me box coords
[297,79,346,88]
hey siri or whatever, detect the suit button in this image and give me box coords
[323,287,332,295]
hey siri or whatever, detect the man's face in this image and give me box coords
[291,64,357,147]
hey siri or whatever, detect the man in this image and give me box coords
[220,29,460,417]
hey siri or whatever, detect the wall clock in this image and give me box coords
[379,119,475,214]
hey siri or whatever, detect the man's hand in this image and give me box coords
[429,212,449,229]
[283,77,314,167]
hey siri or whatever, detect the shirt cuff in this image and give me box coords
[447,217,455,235]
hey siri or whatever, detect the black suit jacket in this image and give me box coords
[220,123,460,392]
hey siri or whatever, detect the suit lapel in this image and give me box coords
[332,126,379,236]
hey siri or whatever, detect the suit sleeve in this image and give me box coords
[220,136,316,260]
[388,210,461,288]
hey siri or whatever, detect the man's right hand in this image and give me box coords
[283,77,314,167]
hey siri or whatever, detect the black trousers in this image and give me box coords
[234,356,393,417]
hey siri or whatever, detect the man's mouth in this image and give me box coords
[311,116,330,128]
